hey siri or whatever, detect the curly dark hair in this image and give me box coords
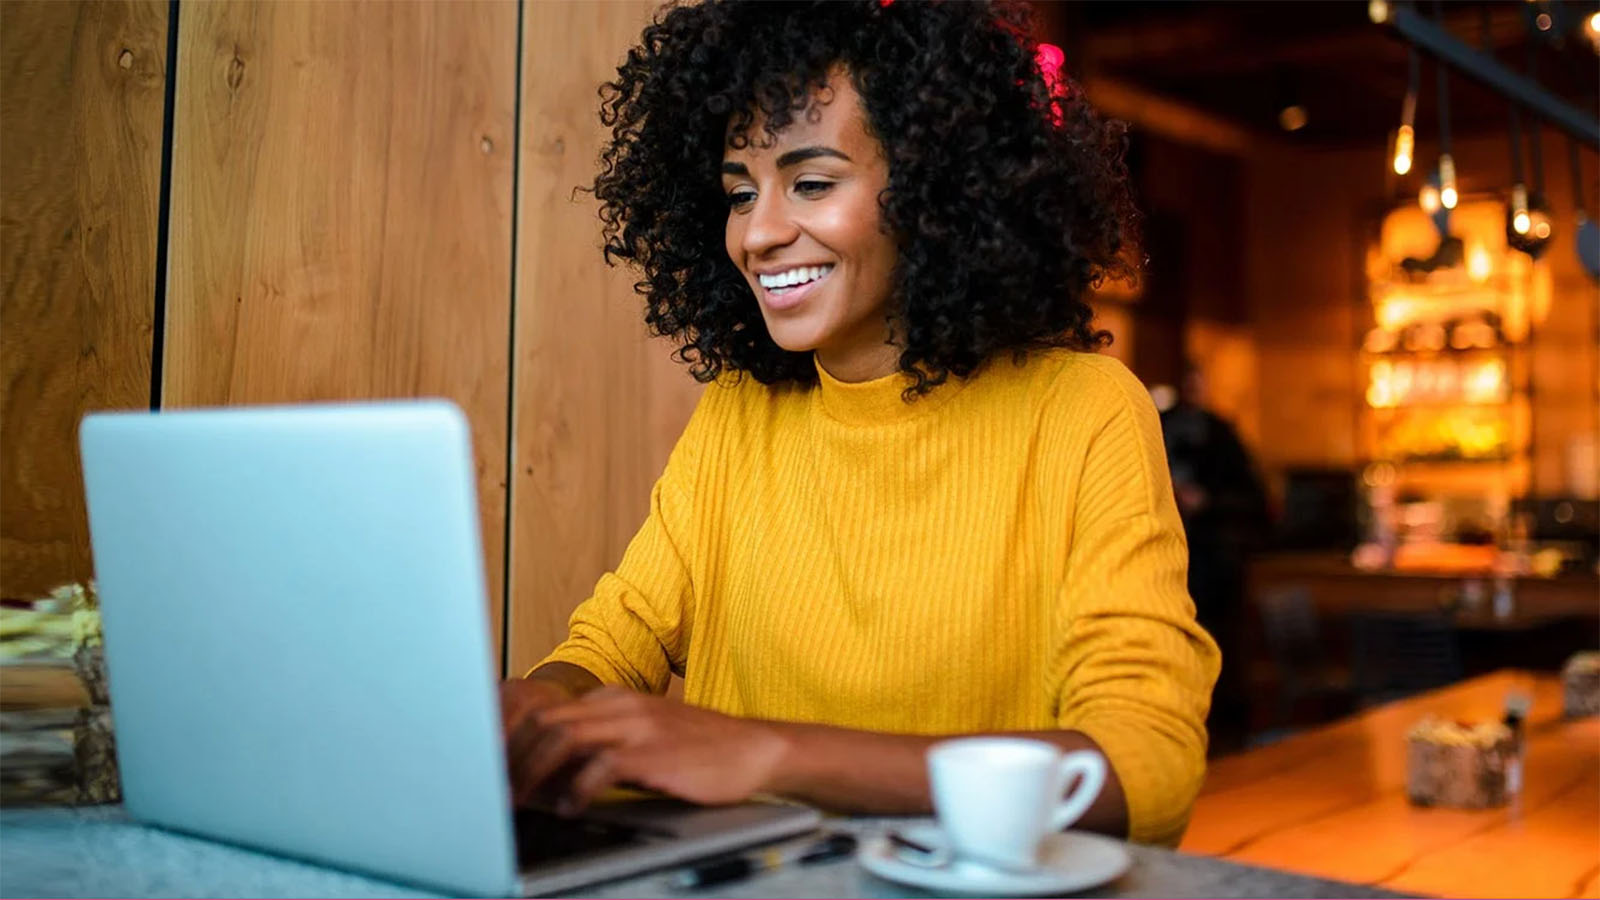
[591,0,1139,396]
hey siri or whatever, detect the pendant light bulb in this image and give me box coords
[1393,125,1415,175]
[1511,184,1530,235]
[1420,182,1441,214]
[1439,154,1458,209]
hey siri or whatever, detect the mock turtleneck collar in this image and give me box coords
[811,355,964,426]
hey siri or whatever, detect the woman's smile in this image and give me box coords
[757,263,836,311]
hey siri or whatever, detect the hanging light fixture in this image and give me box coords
[1393,126,1415,176]
[1502,115,1551,257]
[1434,37,1457,209]
[1504,124,1552,257]
[1511,184,1531,235]
[1506,31,1554,259]
[1420,178,1442,214]
[1529,204,1552,241]
[1393,48,1419,175]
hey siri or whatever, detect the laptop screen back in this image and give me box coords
[80,400,518,896]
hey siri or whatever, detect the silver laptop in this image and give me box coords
[79,400,819,897]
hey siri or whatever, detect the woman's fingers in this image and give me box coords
[559,749,623,815]
[502,679,583,796]
[511,720,579,806]
[511,713,647,807]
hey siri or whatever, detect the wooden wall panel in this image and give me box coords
[509,0,704,675]
[163,1,517,646]
[1242,146,1364,481]
[1,1,167,599]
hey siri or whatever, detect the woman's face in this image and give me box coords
[721,69,900,382]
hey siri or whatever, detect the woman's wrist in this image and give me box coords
[524,661,602,699]
[755,720,935,813]
[758,721,810,797]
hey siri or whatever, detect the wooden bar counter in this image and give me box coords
[1248,550,1600,627]
[1183,671,1600,898]
[1250,552,1600,630]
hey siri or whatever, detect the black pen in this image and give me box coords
[669,832,858,889]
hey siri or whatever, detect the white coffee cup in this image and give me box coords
[926,737,1108,872]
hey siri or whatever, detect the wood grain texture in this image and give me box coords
[508,0,704,675]
[163,1,517,649]
[1,0,167,599]
[1185,671,1600,898]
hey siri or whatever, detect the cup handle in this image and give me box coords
[1048,751,1108,833]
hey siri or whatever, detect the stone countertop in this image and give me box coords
[0,806,1410,899]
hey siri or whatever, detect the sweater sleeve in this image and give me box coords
[531,387,716,695]
[1048,361,1221,846]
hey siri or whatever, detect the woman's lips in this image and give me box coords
[759,267,833,312]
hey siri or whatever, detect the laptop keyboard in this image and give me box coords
[513,808,648,866]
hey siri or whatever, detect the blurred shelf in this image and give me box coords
[1366,402,1512,410]
[1388,455,1515,464]
[1362,346,1514,358]
[1388,458,1523,464]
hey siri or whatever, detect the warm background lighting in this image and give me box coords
[1392,124,1414,174]
[1419,183,1441,213]
[1467,244,1492,281]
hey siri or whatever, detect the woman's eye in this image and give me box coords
[727,190,756,208]
[795,180,832,197]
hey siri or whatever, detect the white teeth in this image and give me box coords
[759,264,833,290]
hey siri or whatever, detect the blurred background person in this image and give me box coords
[1160,360,1269,753]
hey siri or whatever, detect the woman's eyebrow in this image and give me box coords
[775,146,851,168]
[720,146,852,178]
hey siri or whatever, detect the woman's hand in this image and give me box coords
[511,687,790,814]
[501,677,585,807]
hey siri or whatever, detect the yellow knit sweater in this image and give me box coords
[539,349,1220,845]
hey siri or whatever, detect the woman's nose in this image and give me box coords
[741,192,799,257]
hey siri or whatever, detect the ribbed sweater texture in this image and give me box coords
[539,348,1220,845]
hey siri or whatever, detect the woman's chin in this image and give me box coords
[760,319,827,354]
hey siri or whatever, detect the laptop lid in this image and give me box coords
[80,400,519,896]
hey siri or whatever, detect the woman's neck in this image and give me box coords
[814,339,900,383]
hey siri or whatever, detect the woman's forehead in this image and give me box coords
[722,72,873,163]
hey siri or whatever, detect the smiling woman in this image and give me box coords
[718,70,900,382]
[502,0,1220,849]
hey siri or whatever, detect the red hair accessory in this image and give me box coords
[1034,42,1067,126]
[1035,43,1065,95]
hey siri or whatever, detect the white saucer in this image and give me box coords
[857,823,1131,896]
